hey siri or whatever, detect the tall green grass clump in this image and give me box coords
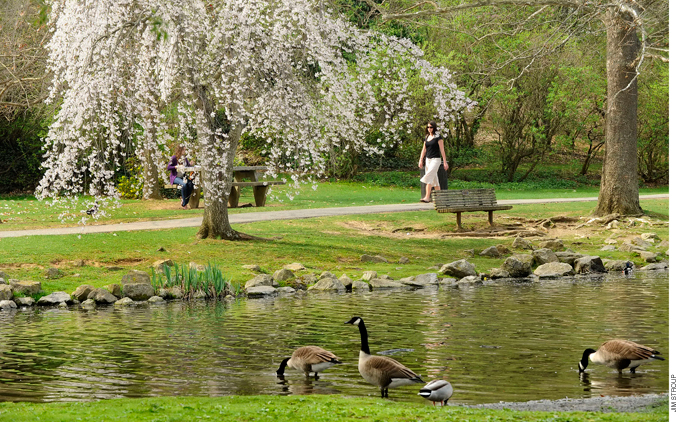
[151,262,239,299]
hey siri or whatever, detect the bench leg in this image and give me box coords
[456,212,462,230]
[488,211,494,226]
[188,186,201,209]
[253,185,269,207]
[228,185,240,208]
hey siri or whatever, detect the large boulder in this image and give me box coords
[439,260,477,278]
[0,284,12,301]
[555,250,586,266]
[457,276,483,285]
[640,262,668,271]
[360,254,388,263]
[361,271,378,281]
[538,239,564,251]
[72,285,95,302]
[534,262,574,279]
[0,300,17,310]
[370,279,406,289]
[10,280,41,296]
[532,248,559,265]
[37,291,72,306]
[512,237,534,250]
[123,283,155,301]
[338,274,354,289]
[246,286,278,297]
[105,283,123,298]
[351,280,371,291]
[479,246,501,258]
[152,259,173,271]
[501,256,533,278]
[619,242,646,253]
[308,277,346,292]
[245,274,275,289]
[88,288,118,304]
[44,267,63,279]
[488,268,510,279]
[283,263,306,271]
[631,237,653,250]
[639,251,659,263]
[14,297,35,307]
[114,297,135,306]
[273,269,295,282]
[603,259,634,272]
[121,270,151,284]
[574,256,606,274]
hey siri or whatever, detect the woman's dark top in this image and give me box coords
[424,135,442,159]
[167,155,190,184]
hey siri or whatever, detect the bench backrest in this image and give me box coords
[432,188,498,209]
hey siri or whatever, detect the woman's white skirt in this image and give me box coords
[420,157,441,187]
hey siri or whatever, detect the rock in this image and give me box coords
[121,270,151,285]
[72,285,95,302]
[512,237,534,250]
[308,277,346,292]
[606,220,621,229]
[457,276,482,285]
[439,259,477,278]
[398,257,410,264]
[114,297,135,306]
[245,274,275,289]
[640,262,668,271]
[532,248,559,265]
[148,296,165,303]
[0,300,17,310]
[361,271,378,281]
[600,245,616,251]
[496,244,511,255]
[574,256,606,274]
[300,274,318,285]
[156,246,167,252]
[488,268,510,279]
[603,260,634,272]
[377,274,393,280]
[501,256,533,278]
[14,297,35,307]
[534,262,574,278]
[479,246,501,258]
[37,291,72,306]
[44,267,63,279]
[105,283,123,298]
[361,254,388,263]
[319,271,338,280]
[639,251,659,263]
[641,233,660,242]
[192,290,207,300]
[400,277,431,289]
[604,238,618,245]
[440,278,459,286]
[123,282,155,301]
[631,237,653,250]
[370,279,406,289]
[0,278,5,285]
[152,259,173,271]
[463,249,475,258]
[277,286,296,294]
[338,274,354,288]
[72,259,86,267]
[555,251,586,265]
[10,280,41,296]
[88,288,118,304]
[351,280,371,291]
[273,269,295,282]
[58,302,68,309]
[242,264,262,272]
[414,273,439,285]
[246,285,278,297]
[0,271,8,280]
[80,299,96,309]
[189,262,205,272]
[283,263,306,271]
[538,239,564,251]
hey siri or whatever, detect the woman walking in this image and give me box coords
[418,121,448,203]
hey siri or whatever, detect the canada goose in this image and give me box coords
[276,346,341,378]
[579,339,664,373]
[419,380,453,406]
[345,316,424,397]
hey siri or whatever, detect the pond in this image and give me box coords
[0,272,668,404]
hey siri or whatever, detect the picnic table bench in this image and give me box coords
[165,165,284,208]
[431,188,512,229]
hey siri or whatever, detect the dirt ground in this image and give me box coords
[463,393,668,413]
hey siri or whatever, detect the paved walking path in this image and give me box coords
[0,194,668,238]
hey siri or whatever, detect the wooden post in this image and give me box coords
[188,186,201,209]
[456,212,462,230]
[228,186,240,208]
[253,185,269,207]
[488,211,495,226]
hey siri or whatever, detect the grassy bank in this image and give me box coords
[0,197,669,296]
[0,395,669,422]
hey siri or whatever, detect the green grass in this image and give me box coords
[0,179,668,231]
[0,198,668,296]
[0,394,669,422]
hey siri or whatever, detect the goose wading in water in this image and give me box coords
[578,339,665,374]
[418,380,453,406]
[276,346,342,378]
[345,316,424,398]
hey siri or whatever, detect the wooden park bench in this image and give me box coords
[431,188,512,229]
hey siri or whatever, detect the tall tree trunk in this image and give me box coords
[143,147,161,200]
[595,8,642,216]
[193,85,245,240]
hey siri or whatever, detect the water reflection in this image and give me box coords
[0,272,668,404]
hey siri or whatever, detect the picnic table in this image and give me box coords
[169,165,284,209]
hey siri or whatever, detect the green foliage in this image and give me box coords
[637,64,669,183]
[116,157,144,199]
[151,262,237,299]
[0,113,47,193]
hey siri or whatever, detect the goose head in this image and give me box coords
[345,316,363,326]
[276,358,290,376]
[578,348,596,372]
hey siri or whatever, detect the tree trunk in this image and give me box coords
[595,8,642,216]
[143,148,161,200]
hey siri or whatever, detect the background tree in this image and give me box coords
[361,0,668,215]
[37,0,472,239]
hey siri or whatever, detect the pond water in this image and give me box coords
[0,272,668,404]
